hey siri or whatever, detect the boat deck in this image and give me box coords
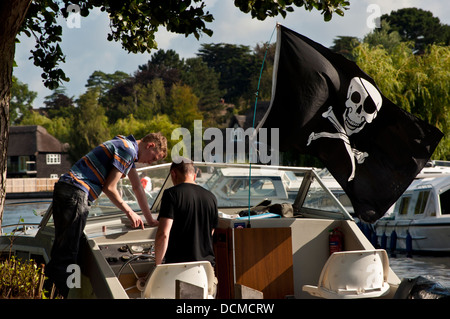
[73,215,400,299]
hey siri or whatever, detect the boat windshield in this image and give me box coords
[35,162,352,228]
[89,163,171,217]
[89,162,351,220]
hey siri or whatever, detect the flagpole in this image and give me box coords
[247,24,277,228]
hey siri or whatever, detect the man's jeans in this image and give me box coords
[45,181,89,297]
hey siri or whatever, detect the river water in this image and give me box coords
[2,199,450,289]
[389,255,450,288]
[2,199,51,232]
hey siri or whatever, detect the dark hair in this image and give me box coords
[170,157,195,176]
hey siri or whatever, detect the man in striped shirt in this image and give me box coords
[46,132,167,297]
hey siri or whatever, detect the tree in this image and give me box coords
[353,42,449,160]
[85,70,129,96]
[103,78,167,123]
[181,57,225,124]
[102,49,183,123]
[69,88,110,162]
[362,21,403,54]
[353,42,412,112]
[134,80,167,120]
[19,111,72,144]
[101,50,225,126]
[403,45,450,160]
[143,49,185,71]
[198,43,259,106]
[329,36,360,60]
[43,87,76,119]
[19,111,53,129]
[0,0,350,226]
[110,113,179,159]
[379,8,450,53]
[168,84,203,131]
[1,0,32,227]
[134,49,183,92]
[234,0,348,22]
[10,76,37,124]
[250,42,277,102]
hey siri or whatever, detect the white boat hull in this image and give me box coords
[375,218,450,253]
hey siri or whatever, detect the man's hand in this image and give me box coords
[146,217,159,227]
[126,210,145,229]
[128,168,158,228]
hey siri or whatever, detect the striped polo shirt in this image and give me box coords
[60,135,138,201]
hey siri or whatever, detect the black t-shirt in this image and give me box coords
[158,183,218,266]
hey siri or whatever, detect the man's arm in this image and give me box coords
[128,168,158,227]
[102,167,144,229]
[154,217,173,265]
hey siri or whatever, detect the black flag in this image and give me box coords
[258,25,443,223]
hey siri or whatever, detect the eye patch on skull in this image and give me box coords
[344,77,383,136]
[363,95,377,114]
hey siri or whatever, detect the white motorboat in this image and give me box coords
[374,162,450,254]
[1,162,406,299]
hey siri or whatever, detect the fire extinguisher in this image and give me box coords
[329,227,343,255]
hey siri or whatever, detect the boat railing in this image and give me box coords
[1,222,41,235]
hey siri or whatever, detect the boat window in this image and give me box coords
[197,166,297,208]
[414,191,430,215]
[335,192,354,214]
[286,171,296,180]
[88,165,171,218]
[281,173,290,185]
[302,179,345,214]
[214,177,278,206]
[204,168,221,189]
[398,196,411,215]
[440,189,450,215]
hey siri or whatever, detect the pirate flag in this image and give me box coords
[257,25,443,223]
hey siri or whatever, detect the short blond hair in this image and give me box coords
[142,132,168,158]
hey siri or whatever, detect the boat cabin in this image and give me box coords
[374,164,450,254]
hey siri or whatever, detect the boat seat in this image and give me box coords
[141,261,217,299]
[302,249,390,299]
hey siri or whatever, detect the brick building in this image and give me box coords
[7,125,71,178]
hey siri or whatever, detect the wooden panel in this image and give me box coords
[234,227,294,299]
[213,228,234,299]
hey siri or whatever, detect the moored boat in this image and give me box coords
[374,162,450,255]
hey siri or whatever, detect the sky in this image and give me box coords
[13,0,450,109]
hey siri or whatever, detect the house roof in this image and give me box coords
[7,125,67,156]
[229,101,270,129]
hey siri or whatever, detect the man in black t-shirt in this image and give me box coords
[155,158,218,266]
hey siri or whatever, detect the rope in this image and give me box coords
[247,24,277,227]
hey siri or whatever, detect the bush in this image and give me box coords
[0,256,47,299]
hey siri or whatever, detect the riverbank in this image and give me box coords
[5,178,56,200]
